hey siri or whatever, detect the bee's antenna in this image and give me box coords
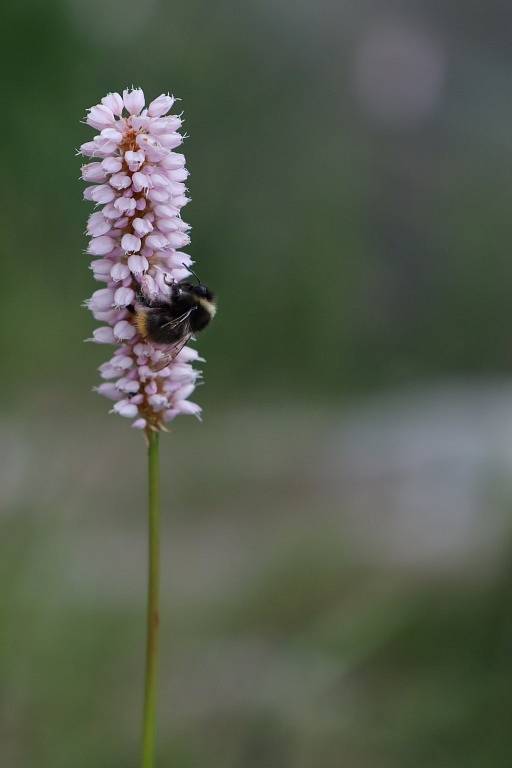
[182,263,201,284]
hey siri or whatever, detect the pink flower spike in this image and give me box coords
[81,88,209,430]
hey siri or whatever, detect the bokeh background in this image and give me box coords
[2,1,512,766]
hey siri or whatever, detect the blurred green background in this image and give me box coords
[3,1,512,766]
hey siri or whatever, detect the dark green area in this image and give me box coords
[1,0,511,402]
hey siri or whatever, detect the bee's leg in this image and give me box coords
[135,287,149,306]
[134,287,170,309]
[164,274,182,300]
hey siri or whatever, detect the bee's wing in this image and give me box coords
[150,328,194,372]
[160,307,195,331]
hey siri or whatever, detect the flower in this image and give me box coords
[80,88,201,431]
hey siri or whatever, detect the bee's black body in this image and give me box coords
[128,280,216,347]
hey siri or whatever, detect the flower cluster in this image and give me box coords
[80,88,202,431]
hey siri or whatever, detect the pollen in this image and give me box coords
[134,310,149,339]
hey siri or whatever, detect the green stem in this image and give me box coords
[142,430,160,768]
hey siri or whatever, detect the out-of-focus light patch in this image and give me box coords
[67,0,158,44]
[353,20,445,128]
[322,383,512,571]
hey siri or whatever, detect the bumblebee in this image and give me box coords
[128,273,216,368]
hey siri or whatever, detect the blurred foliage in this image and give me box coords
[2,0,512,403]
[3,511,512,768]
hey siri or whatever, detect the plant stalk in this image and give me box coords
[141,430,160,768]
